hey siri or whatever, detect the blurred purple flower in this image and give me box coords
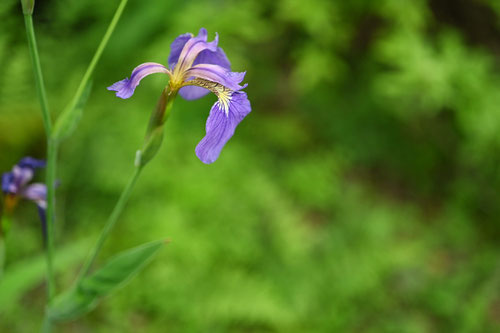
[108,28,251,164]
[2,157,47,226]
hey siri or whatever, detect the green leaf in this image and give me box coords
[52,80,93,141]
[48,240,165,322]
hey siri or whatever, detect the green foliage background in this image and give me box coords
[1,0,500,332]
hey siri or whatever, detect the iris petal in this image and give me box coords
[22,183,47,209]
[178,48,233,100]
[168,33,193,69]
[107,62,169,99]
[175,28,218,74]
[195,91,251,164]
[193,46,231,69]
[174,29,231,100]
[186,64,246,91]
[168,28,230,71]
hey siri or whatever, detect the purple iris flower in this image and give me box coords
[2,157,47,225]
[108,28,251,164]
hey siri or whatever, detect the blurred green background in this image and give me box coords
[1,0,500,332]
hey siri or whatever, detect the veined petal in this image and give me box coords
[195,91,251,164]
[178,48,233,100]
[168,30,230,70]
[186,64,246,91]
[108,62,169,99]
[193,46,231,69]
[21,183,47,209]
[175,28,218,74]
[168,33,193,69]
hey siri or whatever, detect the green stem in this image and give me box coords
[23,13,56,302]
[77,167,142,281]
[23,14,51,135]
[65,0,128,112]
[45,139,58,299]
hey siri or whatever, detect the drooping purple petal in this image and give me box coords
[195,91,251,164]
[21,183,47,209]
[107,62,169,99]
[175,28,219,73]
[186,64,246,91]
[179,67,245,101]
[168,33,193,69]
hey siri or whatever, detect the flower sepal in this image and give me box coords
[20,0,34,15]
[136,126,164,168]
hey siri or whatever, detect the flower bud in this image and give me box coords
[20,0,35,15]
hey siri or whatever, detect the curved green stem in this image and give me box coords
[77,167,142,282]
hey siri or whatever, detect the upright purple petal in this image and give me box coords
[195,91,251,164]
[193,46,231,69]
[168,30,230,71]
[168,33,193,69]
[175,28,218,73]
[108,62,169,99]
[169,28,232,100]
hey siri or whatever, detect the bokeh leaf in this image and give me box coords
[48,240,165,322]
